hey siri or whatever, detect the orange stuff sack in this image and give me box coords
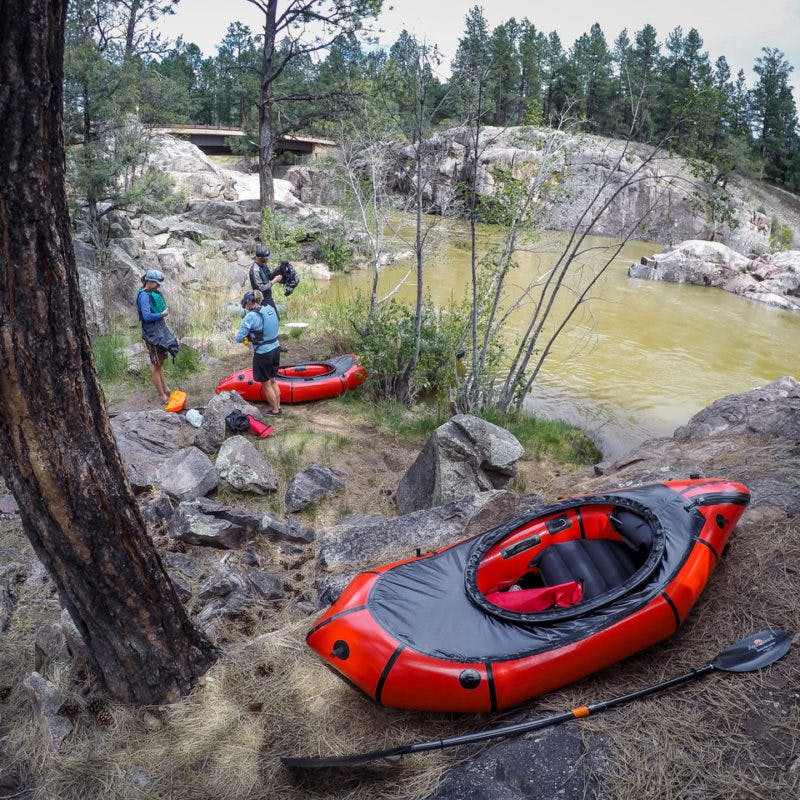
[165,390,187,413]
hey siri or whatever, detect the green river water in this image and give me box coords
[324,220,799,459]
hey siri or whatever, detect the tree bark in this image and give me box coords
[257,0,278,209]
[0,0,216,704]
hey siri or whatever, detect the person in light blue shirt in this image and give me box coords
[235,290,281,416]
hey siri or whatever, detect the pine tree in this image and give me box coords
[571,23,614,132]
[751,47,800,187]
[517,19,547,124]
[488,20,521,125]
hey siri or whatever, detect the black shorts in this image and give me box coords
[253,348,280,382]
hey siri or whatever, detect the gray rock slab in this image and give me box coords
[156,446,218,500]
[317,489,536,574]
[426,728,601,800]
[110,410,197,491]
[285,463,345,512]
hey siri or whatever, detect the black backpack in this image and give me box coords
[273,260,300,296]
[225,409,250,433]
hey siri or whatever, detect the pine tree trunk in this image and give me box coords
[0,0,216,704]
[257,0,278,210]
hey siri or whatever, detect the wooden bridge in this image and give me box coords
[153,124,337,159]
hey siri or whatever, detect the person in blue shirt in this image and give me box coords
[235,290,281,416]
[136,269,178,404]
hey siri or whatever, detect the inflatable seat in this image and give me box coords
[533,539,642,601]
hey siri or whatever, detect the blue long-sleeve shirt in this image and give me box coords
[137,289,166,322]
[235,304,279,354]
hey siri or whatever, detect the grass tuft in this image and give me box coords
[92,333,129,381]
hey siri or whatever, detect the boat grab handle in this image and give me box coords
[501,535,541,559]
[501,516,572,559]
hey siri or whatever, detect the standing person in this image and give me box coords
[235,290,281,416]
[136,269,179,405]
[248,243,283,317]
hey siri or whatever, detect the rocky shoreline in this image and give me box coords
[73,130,800,341]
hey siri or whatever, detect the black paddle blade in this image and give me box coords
[711,629,791,673]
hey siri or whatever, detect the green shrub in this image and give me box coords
[770,220,793,251]
[345,294,465,403]
[481,407,601,465]
[316,224,354,271]
[165,344,202,383]
[92,333,128,381]
[260,208,311,262]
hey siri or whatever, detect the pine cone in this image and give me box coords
[88,698,114,728]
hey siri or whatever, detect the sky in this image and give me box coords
[158,0,800,98]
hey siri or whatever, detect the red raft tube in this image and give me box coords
[215,354,366,404]
[306,478,750,713]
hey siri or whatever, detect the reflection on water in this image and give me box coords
[330,222,800,459]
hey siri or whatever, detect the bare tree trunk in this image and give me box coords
[257,0,278,210]
[393,42,447,406]
[123,0,141,62]
[396,122,426,406]
[0,0,216,705]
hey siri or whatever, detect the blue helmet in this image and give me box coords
[145,269,165,285]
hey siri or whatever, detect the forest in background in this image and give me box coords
[64,0,800,204]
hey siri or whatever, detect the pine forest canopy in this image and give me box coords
[64,1,800,203]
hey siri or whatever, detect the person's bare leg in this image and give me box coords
[263,378,280,413]
[152,363,169,403]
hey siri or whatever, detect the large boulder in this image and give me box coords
[193,391,261,454]
[629,241,800,310]
[75,240,140,333]
[169,496,262,549]
[285,464,345,512]
[110,410,197,491]
[560,376,800,516]
[184,198,261,231]
[396,414,524,514]
[215,435,279,494]
[156,446,218,500]
[317,489,539,574]
[148,134,236,200]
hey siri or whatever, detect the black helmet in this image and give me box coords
[255,244,270,258]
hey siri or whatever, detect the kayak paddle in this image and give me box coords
[282,629,790,769]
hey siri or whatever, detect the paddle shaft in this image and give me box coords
[283,630,790,769]
[406,664,716,755]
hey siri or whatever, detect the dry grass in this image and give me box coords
[4,506,796,800]
[3,366,799,799]
[572,511,800,800]
[1,586,465,800]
